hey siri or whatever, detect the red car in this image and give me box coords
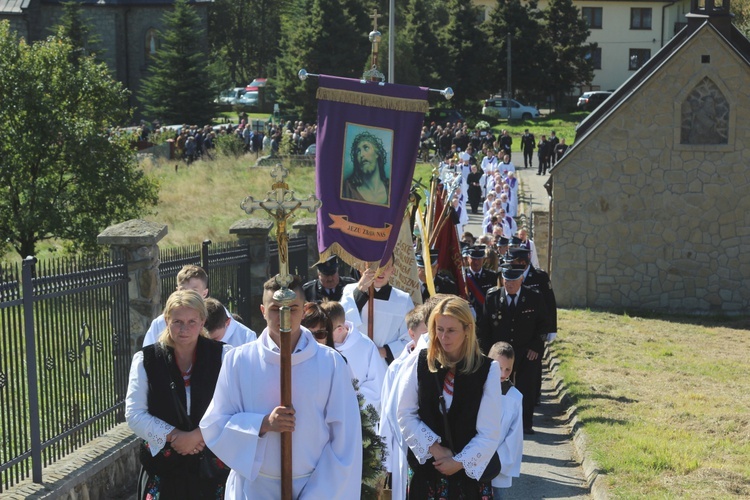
[245,78,267,92]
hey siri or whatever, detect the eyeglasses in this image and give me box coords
[311,329,329,340]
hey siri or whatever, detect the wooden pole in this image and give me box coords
[367,284,375,341]
[279,302,293,500]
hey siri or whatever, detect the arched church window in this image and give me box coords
[680,77,729,144]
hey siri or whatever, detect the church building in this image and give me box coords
[0,0,211,109]
[546,0,750,313]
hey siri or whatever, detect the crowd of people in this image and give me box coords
[123,130,561,499]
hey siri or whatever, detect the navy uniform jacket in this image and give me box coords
[420,273,459,302]
[465,268,497,317]
[523,266,557,334]
[303,276,356,303]
[476,285,549,357]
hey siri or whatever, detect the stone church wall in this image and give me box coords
[551,27,750,313]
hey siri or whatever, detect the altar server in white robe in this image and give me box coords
[199,276,362,499]
[142,265,256,348]
[488,342,524,497]
[379,305,429,500]
[340,255,414,366]
[321,301,385,412]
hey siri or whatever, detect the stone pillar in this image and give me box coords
[230,219,273,330]
[97,219,167,353]
[292,217,319,271]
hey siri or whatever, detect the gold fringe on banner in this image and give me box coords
[317,87,429,114]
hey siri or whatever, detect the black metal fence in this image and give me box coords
[0,255,130,492]
[158,237,310,328]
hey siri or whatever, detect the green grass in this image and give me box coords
[554,309,750,498]
[492,111,588,147]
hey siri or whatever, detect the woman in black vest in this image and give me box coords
[126,290,230,499]
[397,296,503,499]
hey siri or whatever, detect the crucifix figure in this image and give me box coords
[240,163,320,499]
[242,164,321,277]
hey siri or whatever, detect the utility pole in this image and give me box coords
[506,33,512,121]
[388,0,395,83]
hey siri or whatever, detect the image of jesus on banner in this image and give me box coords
[341,124,394,207]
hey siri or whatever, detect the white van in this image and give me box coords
[482,98,540,120]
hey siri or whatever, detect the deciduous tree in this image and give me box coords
[0,21,158,258]
[483,0,549,103]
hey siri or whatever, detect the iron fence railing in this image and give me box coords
[0,255,130,492]
[158,238,310,326]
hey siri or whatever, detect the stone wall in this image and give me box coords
[550,26,750,312]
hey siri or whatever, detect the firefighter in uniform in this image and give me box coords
[303,255,356,303]
[477,265,549,434]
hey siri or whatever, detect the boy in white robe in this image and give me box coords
[142,265,256,348]
[340,255,414,367]
[199,276,362,499]
[321,301,385,413]
[378,306,428,500]
[488,342,524,499]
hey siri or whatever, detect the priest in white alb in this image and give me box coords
[199,276,362,499]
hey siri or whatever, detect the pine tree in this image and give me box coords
[397,0,445,88]
[356,386,386,500]
[542,0,596,106]
[483,0,550,103]
[138,0,216,125]
[276,0,371,122]
[53,1,102,64]
[438,0,486,111]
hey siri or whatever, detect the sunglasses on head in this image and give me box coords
[312,329,329,340]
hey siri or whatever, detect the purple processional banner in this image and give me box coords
[315,75,429,267]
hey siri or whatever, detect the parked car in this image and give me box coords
[237,91,259,109]
[482,98,540,120]
[424,108,465,127]
[217,87,247,106]
[577,91,613,111]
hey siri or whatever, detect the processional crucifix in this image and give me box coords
[240,164,321,500]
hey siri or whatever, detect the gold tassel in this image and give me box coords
[317,87,429,114]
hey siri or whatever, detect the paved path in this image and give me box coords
[465,162,591,499]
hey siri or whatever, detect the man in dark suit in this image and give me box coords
[303,255,356,303]
[520,129,536,169]
[478,265,549,434]
[464,245,497,318]
[416,249,458,302]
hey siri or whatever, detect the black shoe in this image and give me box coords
[523,427,535,435]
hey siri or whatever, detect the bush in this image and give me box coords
[215,133,245,158]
